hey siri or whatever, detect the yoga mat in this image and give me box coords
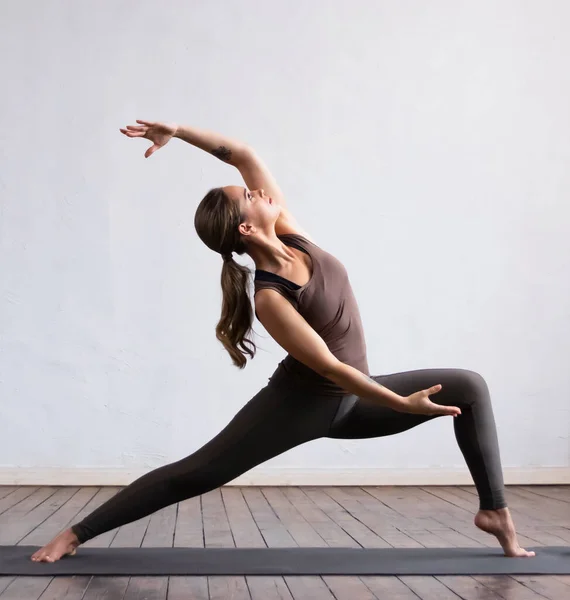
[1,546,569,576]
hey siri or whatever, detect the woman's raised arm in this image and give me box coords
[120,119,251,166]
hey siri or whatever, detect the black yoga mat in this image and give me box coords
[1,546,568,576]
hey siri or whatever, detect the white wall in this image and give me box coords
[1,0,569,486]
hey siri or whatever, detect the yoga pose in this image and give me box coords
[32,120,534,562]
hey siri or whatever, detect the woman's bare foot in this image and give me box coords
[474,507,535,557]
[30,527,80,563]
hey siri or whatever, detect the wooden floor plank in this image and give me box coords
[324,487,475,599]
[552,575,570,586]
[471,575,551,599]
[281,487,421,598]
[0,488,56,523]
[540,527,570,543]
[397,576,464,599]
[364,486,474,528]
[460,486,567,527]
[324,487,423,547]
[365,487,511,600]
[243,487,335,600]
[506,487,570,523]
[202,488,251,600]
[0,487,43,517]
[262,487,377,600]
[421,486,545,548]
[300,487,421,598]
[241,488,296,548]
[3,487,86,544]
[401,520,545,599]
[261,487,327,547]
[119,498,177,600]
[222,487,293,600]
[0,488,19,499]
[435,576,512,599]
[88,486,150,600]
[302,487,391,547]
[3,486,108,600]
[281,487,360,547]
[510,575,570,600]
[168,495,209,600]
[518,486,570,504]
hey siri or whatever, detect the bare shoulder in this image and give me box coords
[254,287,296,325]
[253,287,337,376]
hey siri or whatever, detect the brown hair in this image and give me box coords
[194,187,256,369]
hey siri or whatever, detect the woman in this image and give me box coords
[31,120,534,563]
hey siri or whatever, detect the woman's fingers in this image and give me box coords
[425,385,460,417]
[136,119,154,126]
[120,129,146,137]
[434,401,461,417]
[145,144,159,158]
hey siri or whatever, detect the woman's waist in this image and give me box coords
[268,356,367,397]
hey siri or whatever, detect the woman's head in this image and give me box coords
[194,186,280,257]
[194,185,280,369]
[225,185,280,236]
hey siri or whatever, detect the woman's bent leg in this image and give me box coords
[71,382,339,545]
[327,368,507,510]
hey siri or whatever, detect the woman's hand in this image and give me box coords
[402,384,461,417]
[119,119,178,158]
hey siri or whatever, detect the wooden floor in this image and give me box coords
[0,485,569,599]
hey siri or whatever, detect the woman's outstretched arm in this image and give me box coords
[175,123,289,213]
[174,123,251,167]
[120,119,251,166]
[120,119,290,214]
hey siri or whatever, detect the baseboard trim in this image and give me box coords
[0,467,568,486]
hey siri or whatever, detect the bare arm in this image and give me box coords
[255,289,407,411]
[121,119,317,245]
[173,125,310,237]
[322,362,408,409]
[255,289,461,417]
[173,124,250,167]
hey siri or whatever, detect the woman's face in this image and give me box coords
[224,185,281,233]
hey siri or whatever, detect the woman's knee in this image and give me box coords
[455,369,490,405]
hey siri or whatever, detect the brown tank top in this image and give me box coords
[253,233,370,396]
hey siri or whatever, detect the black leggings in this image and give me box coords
[71,368,507,545]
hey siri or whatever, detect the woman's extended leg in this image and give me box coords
[31,381,342,562]
[327,367,534,557]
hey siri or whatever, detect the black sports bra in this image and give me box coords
[254,269,302,290]
[254,239,309,291]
